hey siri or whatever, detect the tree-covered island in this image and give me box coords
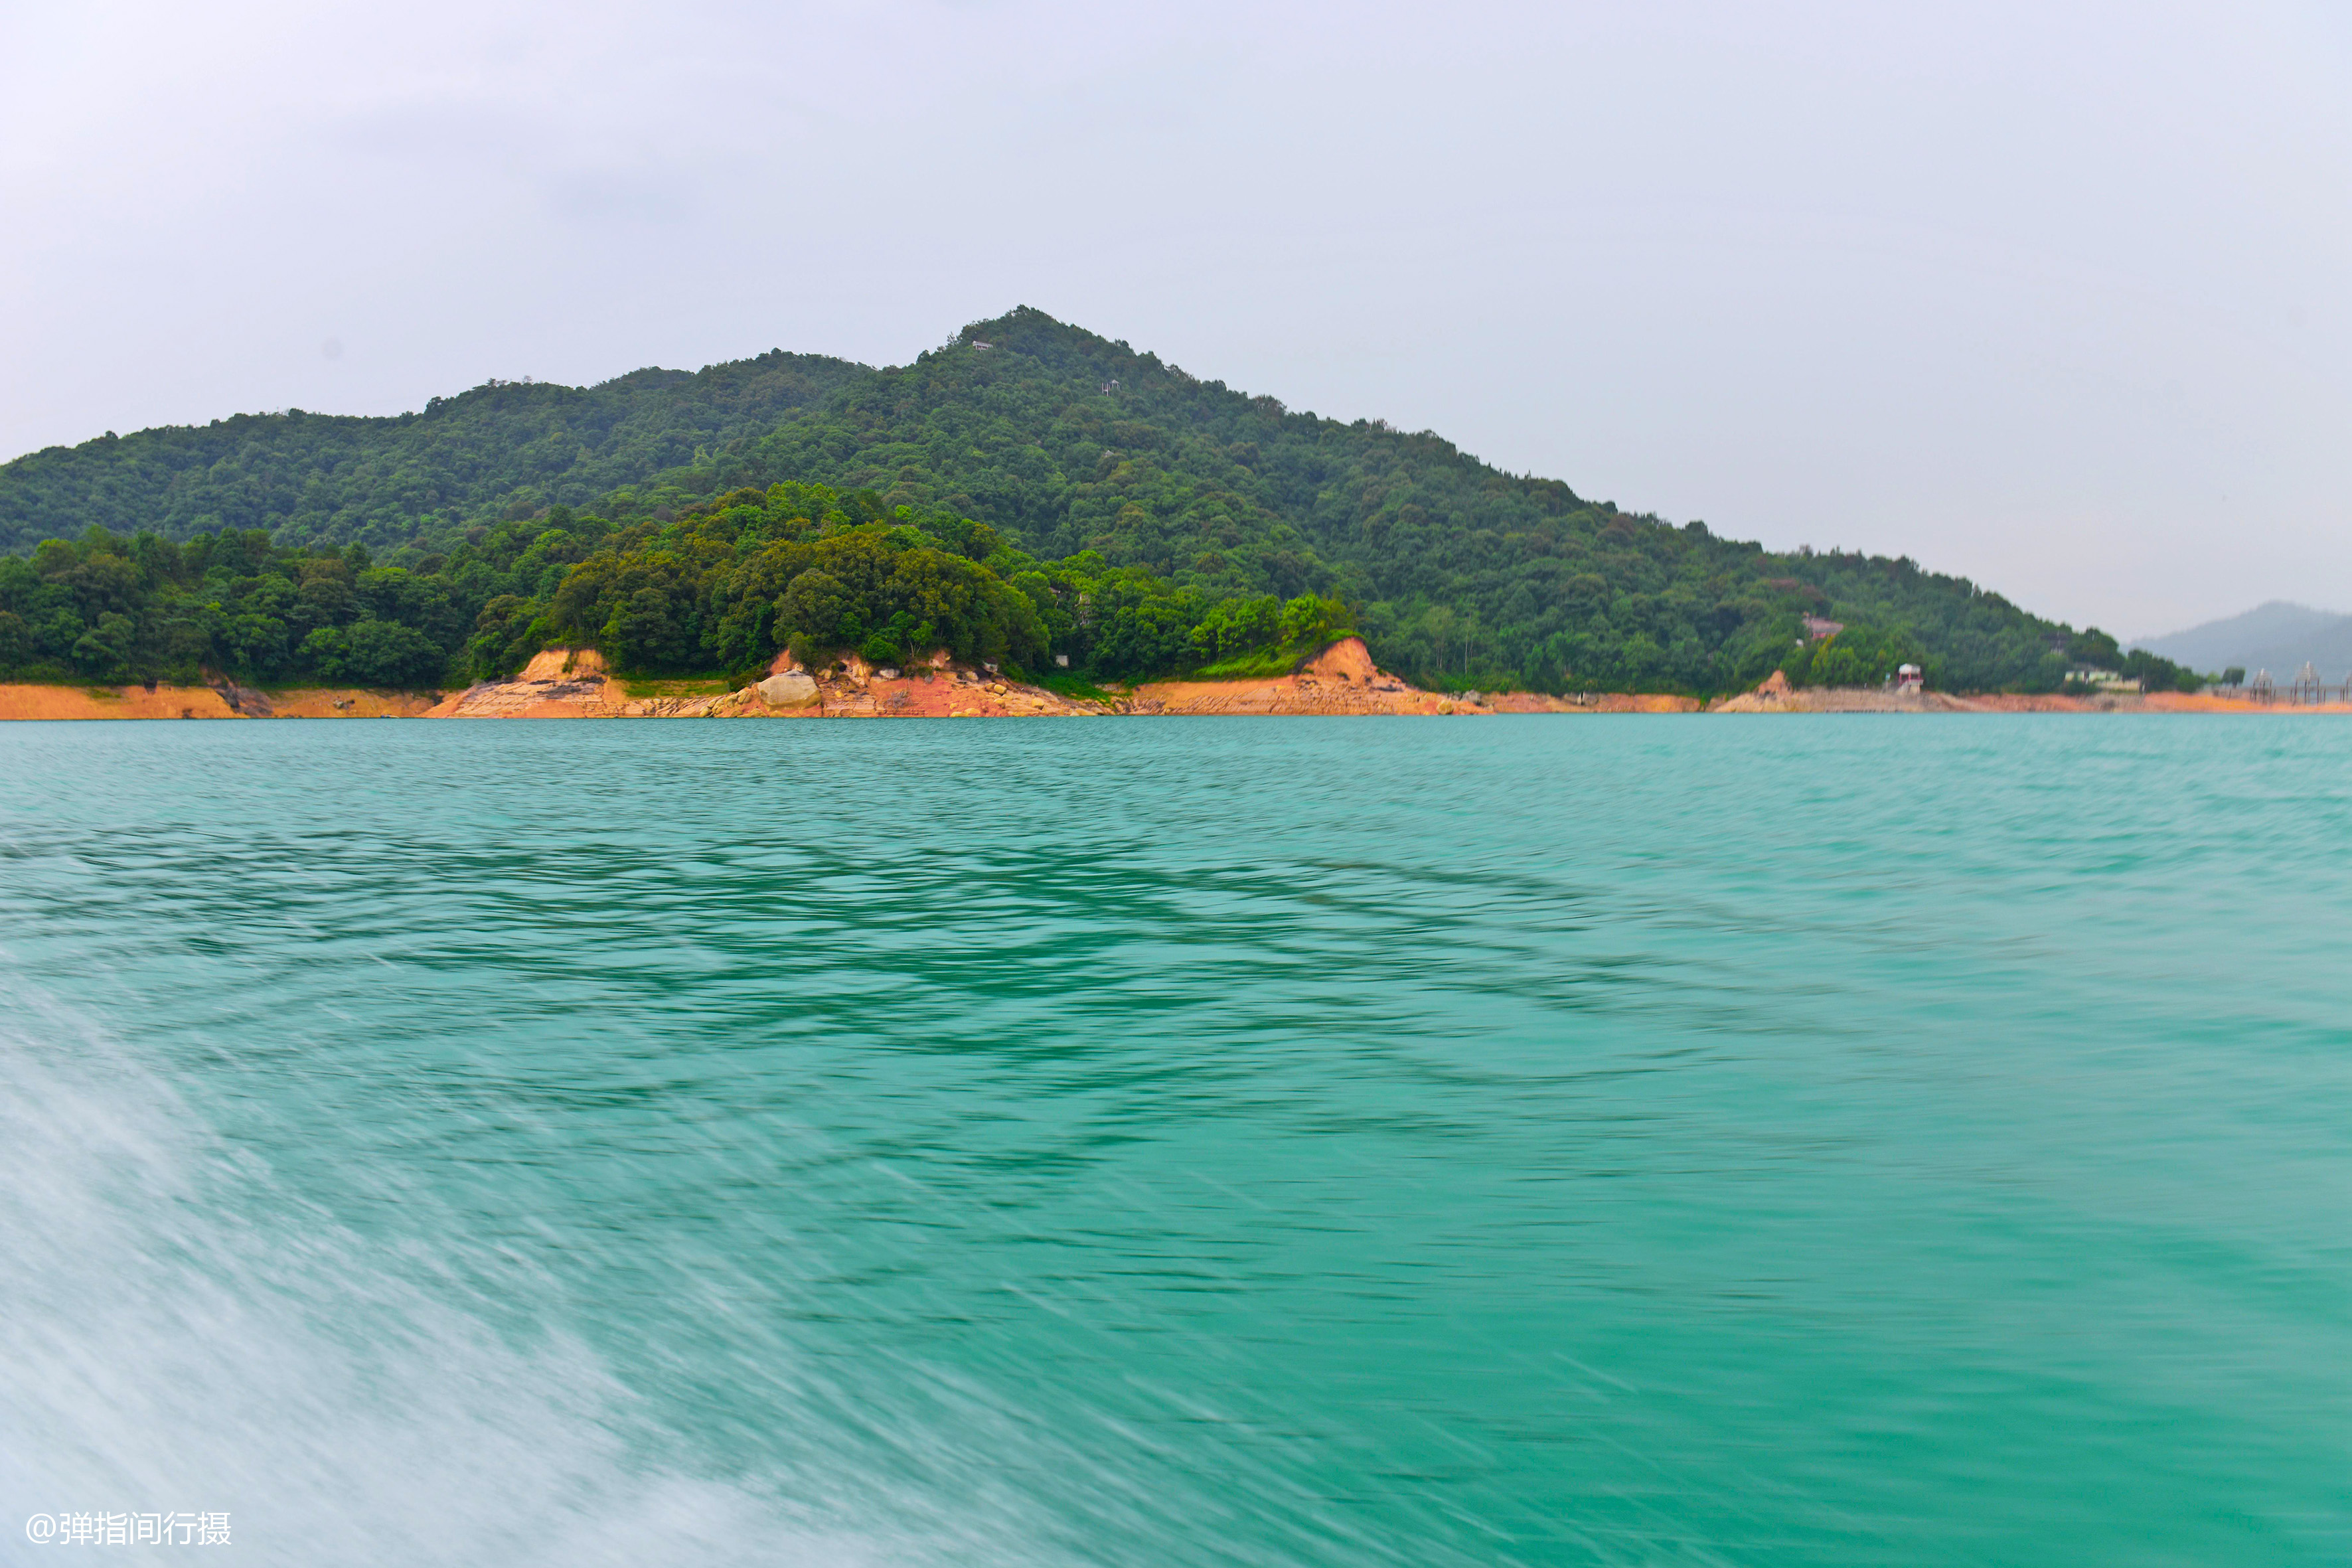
[0,309,2199,698]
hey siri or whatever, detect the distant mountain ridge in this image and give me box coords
[2132,601,2352,680]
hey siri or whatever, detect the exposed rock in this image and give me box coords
[428,649,631,716]
[757,672,819,708]
[206,676,275,716]
[518,647,609,682]
[1304,637,1381,684]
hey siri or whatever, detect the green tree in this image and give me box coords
[72,611,135,676]
[779,570,851,643]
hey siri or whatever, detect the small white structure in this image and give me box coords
[1895,663,1923,692]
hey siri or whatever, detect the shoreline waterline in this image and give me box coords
[5,677,2346,720]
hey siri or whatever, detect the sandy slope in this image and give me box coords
[1972,690,2352,714]
[1710,672,1978,712]
[0,682,439,720]
[1710,670,2352,714]
[258,689,441,717]
[1131,639,1439,715]
[1127,639,1707,715]
[0,684,242,720]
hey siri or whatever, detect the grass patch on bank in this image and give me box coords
[1188,641,1323,680]
[1040,672,1119,704]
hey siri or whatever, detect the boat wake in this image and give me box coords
[0,982,978,1568]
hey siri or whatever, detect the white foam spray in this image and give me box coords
[0,982,984,1568]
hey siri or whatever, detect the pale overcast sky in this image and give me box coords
[3,0,2345,636]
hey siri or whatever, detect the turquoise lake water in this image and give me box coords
[1,717,2345,1566]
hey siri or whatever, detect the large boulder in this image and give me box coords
[757,671,819,708]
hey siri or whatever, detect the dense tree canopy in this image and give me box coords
[0,353,861,557]
[0,308,2201,694]
[0,528,468,687]
[471,484,1356,685]
[0,488,1354,691]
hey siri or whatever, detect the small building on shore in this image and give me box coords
[2067,666,2142,693]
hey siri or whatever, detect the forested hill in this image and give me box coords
[659,308,2185,692]
[0,351,864,557]
[0,307,2198,694]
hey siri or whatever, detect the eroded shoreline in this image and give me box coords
[5,638,2344,720]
